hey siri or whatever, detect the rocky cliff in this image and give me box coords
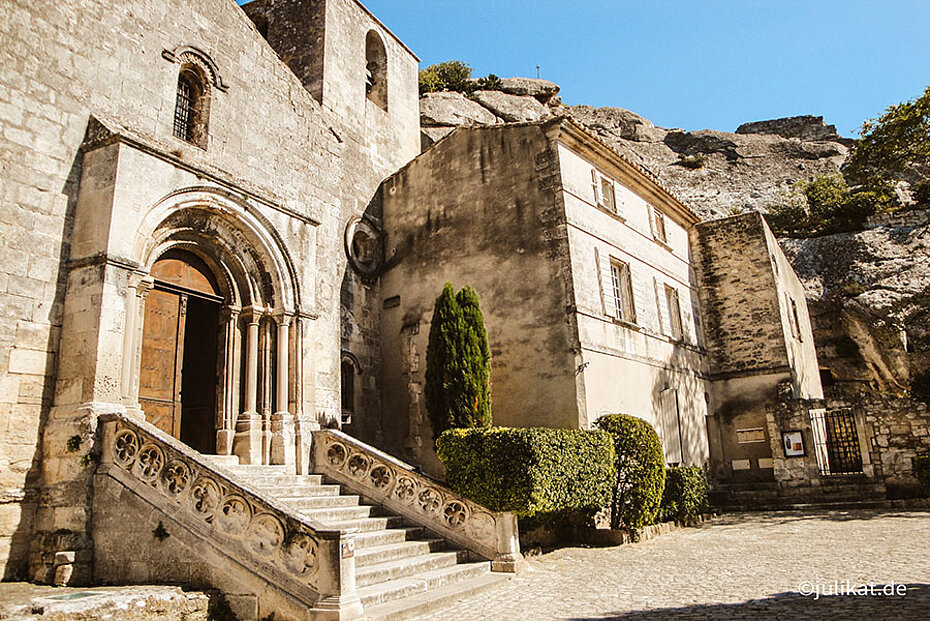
[418,82,929,391]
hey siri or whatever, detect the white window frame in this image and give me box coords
[609,259,636,324]
[591,169,618,215]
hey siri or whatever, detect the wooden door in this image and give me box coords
[139,288,186,438]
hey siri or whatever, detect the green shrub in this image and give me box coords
[765,173,894,236]
[916,456,930,497]
[425,283,492,441]
[436,427,616,519]
[595,414,665,529]
[660,466,708,523]
[475,73,503,91]
[418,68,445,94]
[418,60,475,95]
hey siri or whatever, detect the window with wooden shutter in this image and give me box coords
[665,285,683,340]
[609,259,636,324]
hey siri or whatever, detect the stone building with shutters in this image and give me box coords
[374,119,825,477]
[0,0,834,600]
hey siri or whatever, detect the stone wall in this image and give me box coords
[0,0,419,579]
[693,213,788,376]
[865,207,930,230]
[379,122,579,471]
[826,385,930,496]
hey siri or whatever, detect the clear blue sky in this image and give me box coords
[240,1,929,137]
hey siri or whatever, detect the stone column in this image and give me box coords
[261,317,273,464]
[233,309,263,464]
[270,313,295,466]
[119,279,140,406]
[125,277,152,421]
[216,306,240,455]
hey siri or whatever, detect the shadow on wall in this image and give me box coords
[338,191,385,449]
[648,347,707,467]
[569,583,930,620]
[3,126,81,580]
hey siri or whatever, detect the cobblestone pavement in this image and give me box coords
[414,510,930,620]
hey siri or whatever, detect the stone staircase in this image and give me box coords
[212,461,510,619]
[95,416,519,620]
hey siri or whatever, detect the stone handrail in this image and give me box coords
[97,413,362,616]
[312,429,523,572]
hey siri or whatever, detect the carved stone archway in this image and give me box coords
[120,188,302,466]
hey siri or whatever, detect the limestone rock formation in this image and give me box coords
[420,91,501,127]
[781,218,930,389]
[499,77,560,103]
[472,90,551,123]
[563,105,849,220]
[737,115,841,142]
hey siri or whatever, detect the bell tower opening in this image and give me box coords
[139,250,222,453]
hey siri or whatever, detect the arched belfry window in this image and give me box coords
[365,30,387,110]
[173,65,210,148]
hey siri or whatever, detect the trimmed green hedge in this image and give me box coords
[916,456,930,497]
[436,427,616,519]
[660,466,708,523]
[595,414,666,529]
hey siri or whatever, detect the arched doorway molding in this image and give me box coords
[121,186,303,465]
[136,185,299,315]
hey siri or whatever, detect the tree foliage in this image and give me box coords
[845,86,930,187]
[765,173,893,237]
[425,283,492,440]
[418,60,502,95]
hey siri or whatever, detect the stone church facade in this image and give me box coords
[0,0,845,615]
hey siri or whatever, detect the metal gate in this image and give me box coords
[809,408,863,475]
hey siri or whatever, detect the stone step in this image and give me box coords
[362,571,510,621]
[327,516,406,533]
[277,494,361,509]
[352,526,427,550]
[224,464,290,472]
[248,483,342,497]
[355,539,447,568]
[357,561,491,608]
[719,499,895,513]
[203,454,240,467]
[356,550,467,588]
[232,473,325,487]
[298,505,375,522]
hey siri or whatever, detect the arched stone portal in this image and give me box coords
[120,189,303,466]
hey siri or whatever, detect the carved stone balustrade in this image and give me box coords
[312,429,523,572]
[97,413,363,619]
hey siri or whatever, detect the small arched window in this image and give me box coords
[341,353,360,425]
[365,30,387,110]
[173,65,210,148]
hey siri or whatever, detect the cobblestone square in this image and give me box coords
[415,510,930,620]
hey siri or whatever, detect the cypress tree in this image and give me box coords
[425,283,463,439]
[456,286,492,428]
[425,282,493,441]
